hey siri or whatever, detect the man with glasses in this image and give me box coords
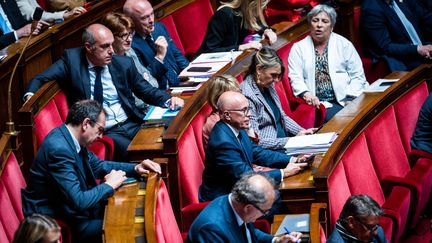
[123,0,190,89]
[327,194,387,243]
[22,100,162,243]
[199,91,310,202]
[189,173,302,243]
[25,23,184,161]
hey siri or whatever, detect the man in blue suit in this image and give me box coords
[199,91,309,202]
[22,100,162,243]
[25,24,184,161]
[123,0,189,89]
[360,0,432,71]
[188,173,302,243]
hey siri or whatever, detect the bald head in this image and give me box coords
[83,24,114,66]
[123,0,154,36]
[217,91,250,129]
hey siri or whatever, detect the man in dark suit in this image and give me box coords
[327,195,387,243]
[25,24,184,160]
[199,91,309,202]
[123,0,189,89]
[0,1,46,49]
[188,173,302,243]
[411,93,432,154]
[22,100,162,243]
[360,0,432,71]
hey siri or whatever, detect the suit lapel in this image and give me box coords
[381,0,411,41]
[250,78,277,123]
[59,125,87,182]
[220,122,253,166]
[80,51,91,99]
[222,196,249,242]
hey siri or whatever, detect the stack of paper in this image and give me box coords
[363,78,399,93]
[284,132,338,155]
[179,51,242,77]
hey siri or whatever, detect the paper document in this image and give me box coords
[284,132,338,155]
[179,62,228,77]
[144,106,180,120]
[192,51,242,63]
[275,214,310,235]
[364,79,399,93]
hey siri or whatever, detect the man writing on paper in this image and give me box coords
[189,173,302,243]
[199,91,310,202]
[22,100,162,243]
[24,24,184,161]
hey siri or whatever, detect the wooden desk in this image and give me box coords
[103,181,146,243]
[278,71,407,213]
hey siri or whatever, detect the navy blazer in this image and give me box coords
[199,121,291,202]
[0,1,29,49]
[22,125,137,223]
[411,93,432,154]
[327,224,387,243]
[132,22,189,88]
[187,195,274,243]
[26,47,171,121]
[360,0,432,71]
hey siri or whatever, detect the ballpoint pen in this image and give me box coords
[284,227,300,243]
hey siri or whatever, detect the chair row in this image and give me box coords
[326,74,432,242]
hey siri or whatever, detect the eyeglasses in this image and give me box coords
[354,217,379,232]
[226,107,250,116]
[116,31,134,41]
[92,121,105,135]
[251,203,271,216]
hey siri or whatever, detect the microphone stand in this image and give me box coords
[4,25,37,135]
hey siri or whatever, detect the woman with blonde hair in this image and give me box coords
[13,214,61,243]
[196,0,277,55]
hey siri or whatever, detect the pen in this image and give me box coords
[284,227,299,243]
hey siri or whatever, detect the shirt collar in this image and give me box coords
[86,56,107,70]
[228,194,245,227]
[65,125,81,153]
[225,123,240,138]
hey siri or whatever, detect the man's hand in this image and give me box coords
[302,92,320,108]
[262,29,277,45]
[104,170,127,189]
[155,36,168,61]
[135,159,162,175]
[16,24,32,39]
[63,7,86,19]
[283,161,307,177]
[297,128,317,136]
[417,45,432,59]
[239,41,262,51]
[275,232,302,243]
[169,97,184,110]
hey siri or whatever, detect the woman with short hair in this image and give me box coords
[13,214,61,243]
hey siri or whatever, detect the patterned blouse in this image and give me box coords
[315,46,336,102]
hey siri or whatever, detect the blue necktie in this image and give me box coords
[93,66,104,105]
[390,0,422,46]
[0,12,12,34]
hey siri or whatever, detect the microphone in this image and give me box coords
[5,7,44,135]
[31,7,44,32]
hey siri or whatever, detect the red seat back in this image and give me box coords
[327,162,351,227]
[0,220,8,243]
[0,180,21,242]
[1,153,26,220]
[155,179,183,243]
[159,16,185,55]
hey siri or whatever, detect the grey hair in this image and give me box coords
[82,27,96,45]
[307,4,337,28]
[339,194,384,220]
[231,173,276,206]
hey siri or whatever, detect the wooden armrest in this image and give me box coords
[153,158,168,179]
[310,203,327,243]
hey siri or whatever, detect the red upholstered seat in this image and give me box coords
[276,35,326,128]
[154,179,183,243]
[364,106,432,229]
[159,15,185,55]
[33,90,114,160]
[353,7,390,83]
[1,153,26,220]
[0,220,8,243]
[190,104,212,161]
[341,134,410,242]
[0,180,21,242]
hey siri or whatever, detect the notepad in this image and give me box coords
[284,132,338,155]
[275,214,310,235]
[143,106,180,120]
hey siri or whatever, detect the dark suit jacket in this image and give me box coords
[187,195,274,243]
[360,0,432,71]
[26,47,171,121]
[199,121,291,202]
[21,124,137,224]
[0,2,29,49]
[327,224,387,243]
[132,22,189,88]
[411,93,432,154]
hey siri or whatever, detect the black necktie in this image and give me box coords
[93,66,103,105]
[79,148,96,188]
[240,223,248,242]
[145,35,157,54]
